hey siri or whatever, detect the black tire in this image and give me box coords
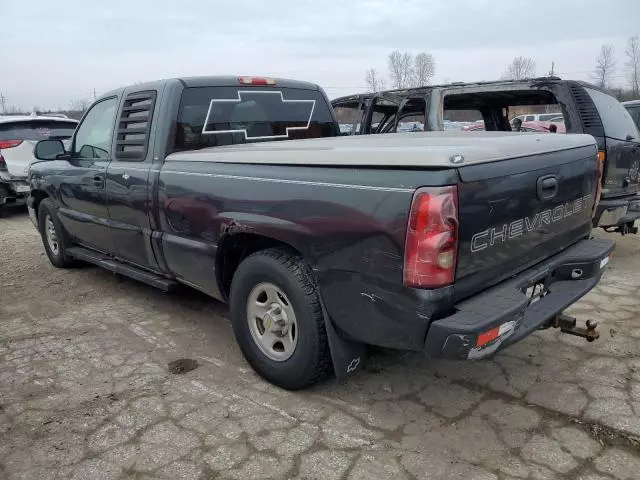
[229,248,332,390]
[38,198,74,268]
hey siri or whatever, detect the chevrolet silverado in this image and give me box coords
[27,75,614,389]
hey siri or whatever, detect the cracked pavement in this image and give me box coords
[1,211,640,480]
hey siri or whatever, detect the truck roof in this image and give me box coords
[166,131,596,168]
[100,76,321,100]
[331,77,607,103]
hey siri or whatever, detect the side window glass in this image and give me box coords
[333,100,364,135]
[73,97,118,159]
[627,106,640,129]
[586,89,639,141]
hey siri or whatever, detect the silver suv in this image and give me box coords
[0,115,78,215]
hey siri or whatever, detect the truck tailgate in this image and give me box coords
[455,142,599,296]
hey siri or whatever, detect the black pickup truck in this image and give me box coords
[28,75,614,389]
[333,78,640,235]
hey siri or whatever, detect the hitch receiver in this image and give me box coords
[551,314,599,342]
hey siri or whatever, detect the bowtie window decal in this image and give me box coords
[202,90,316,141]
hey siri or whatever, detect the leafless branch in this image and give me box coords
[625,36,640,95]
[412,52,435,87]
[592,44,616,89]
[502,56,536,80]
[365,68,386,93]
[388,50,414,89]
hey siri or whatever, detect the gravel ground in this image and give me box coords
[1,209,640,480]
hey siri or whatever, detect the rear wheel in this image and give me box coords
[38,198,74,268]
[229,248,332,390]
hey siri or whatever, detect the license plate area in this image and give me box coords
[14,185,29,193]
[522,281,549,305]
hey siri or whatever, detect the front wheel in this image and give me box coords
[229,248,332,390]
[38,198,74,268]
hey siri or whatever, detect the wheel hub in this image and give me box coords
[247,283,298,362]
[263,306,289,335]
[45,214,59,256]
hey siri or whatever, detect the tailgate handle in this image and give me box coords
[537,175,558,200]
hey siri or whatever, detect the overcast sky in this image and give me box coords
[2,0,639,110]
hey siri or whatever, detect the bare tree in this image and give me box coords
[6,105,21,115]
[625,36,640,96]
[412,52,435,87]
[592,44,616,89]
[69,99,89,112]
[365,68,386,93]
[388,50,414,89]
[503,56,536,80]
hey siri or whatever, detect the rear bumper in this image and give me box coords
[424,237,614,359]
[0,179,28,206]
[594,194,640,227]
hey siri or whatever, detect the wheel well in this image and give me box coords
[30,190,49,220]
[217,233,302,299]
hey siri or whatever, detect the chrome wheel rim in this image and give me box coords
[246,282,298,362]
[45,214,59,256]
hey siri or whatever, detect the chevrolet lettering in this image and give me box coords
[471,194,593,252]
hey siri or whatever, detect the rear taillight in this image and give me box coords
[593,150,606,218]
[0,140,23,149]
[404,186,459,288]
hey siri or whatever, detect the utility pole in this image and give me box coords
[0,93,6,114]
[549,61,555,77]
[93,88,97,100]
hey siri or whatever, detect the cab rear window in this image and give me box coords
[0,120,78,141]
[173,86,339,152]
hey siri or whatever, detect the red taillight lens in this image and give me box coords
[403,186,459,288]
[0,140,23,149]
[238,76,276,86]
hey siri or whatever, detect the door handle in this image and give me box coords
[537,175,558,200]
[93,174,105,187]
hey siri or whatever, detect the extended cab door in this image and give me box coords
[58,97,118,253]
[105,89,160,271]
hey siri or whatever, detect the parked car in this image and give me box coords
[332,78,640,235]
[623,100,640,130]
[0,115,78,215]
[28,75,613,389]
[511,113,563,123]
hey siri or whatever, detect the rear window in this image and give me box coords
[174,87,338,152]
[0,120,77,141]
[586,88,639,141]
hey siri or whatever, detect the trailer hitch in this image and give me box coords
[551,314,599,342]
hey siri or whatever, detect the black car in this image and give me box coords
[333,78,640,234]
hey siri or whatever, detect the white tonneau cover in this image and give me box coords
[166,131,597,168]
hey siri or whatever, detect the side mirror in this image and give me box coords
[34,139,65,160]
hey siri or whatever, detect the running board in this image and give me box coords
[66,246,179,292]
